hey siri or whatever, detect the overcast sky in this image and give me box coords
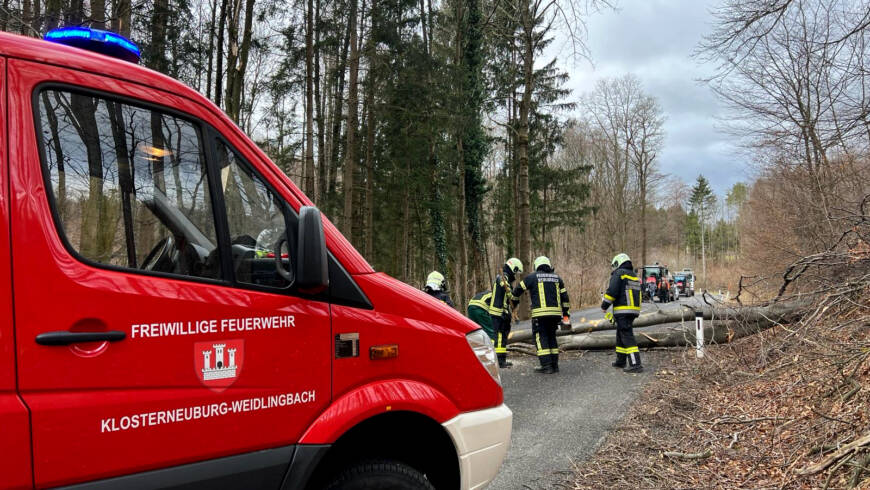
[552,0,751,196]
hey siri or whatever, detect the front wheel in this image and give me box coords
[325,460,435,490]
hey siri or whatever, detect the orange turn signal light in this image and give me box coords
[370,344,398,360]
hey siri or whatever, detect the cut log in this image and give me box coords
[553,314,792,351]
[508,301,801,345]
[507,305,711,343]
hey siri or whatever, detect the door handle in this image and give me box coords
[35,330,126,345]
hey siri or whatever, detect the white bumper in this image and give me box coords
[442,404,512,490]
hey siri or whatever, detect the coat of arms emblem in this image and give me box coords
[194,339,244,392]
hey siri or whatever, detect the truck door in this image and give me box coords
[0,55,34,490]
[9,59,331,487]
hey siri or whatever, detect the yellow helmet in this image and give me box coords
[611,253,631,269]
[533,256,551,270]
[505,257,523,274]
[426,271,445,290]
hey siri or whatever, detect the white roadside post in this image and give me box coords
[695,310,704,358]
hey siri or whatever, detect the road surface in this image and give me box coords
[489,295,704,489]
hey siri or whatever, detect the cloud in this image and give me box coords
[551,0,750,195]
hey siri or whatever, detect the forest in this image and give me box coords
[1,0,743,312]
[5,0,870,485]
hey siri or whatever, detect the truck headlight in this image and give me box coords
[466,329,500,384]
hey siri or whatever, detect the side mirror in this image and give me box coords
[295,206,329,293]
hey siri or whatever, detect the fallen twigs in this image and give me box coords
[797,432,870,476]
[711,415,791,426]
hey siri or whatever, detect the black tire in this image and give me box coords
[325,460,435,490]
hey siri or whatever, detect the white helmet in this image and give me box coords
[426,271,445,290]
[505,257,523,274]
[533,256,552,270]
[611,253,631,269]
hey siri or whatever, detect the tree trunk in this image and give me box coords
[148,0,169,73]
[42,92,66,220]
[214,0,229,108]
[342,0,360,239]
[701,206,707,290]
[400,166,411,281]
[328,13,352,214]
[364,82,375,260]
[107,102,136,268]
[0,0,8,31]
[515,3,534,318]
[110,0,132,36]
[91,0,106,29]
[454,0,467,309]
[223,0,253,122]
[303,0,315,196]
[640,180,647,266]
[314,0,325,204]
[21,0,31,34]
[554,312,795,351]
[458,140,468,309]
[205,0,217,99]
[223,0,240,110]
[44,0,62,33]
[322,55,334,199]
[419,0,428,53]
[32,0,40,34]
[363,5,376,259]
[508,301,803,344]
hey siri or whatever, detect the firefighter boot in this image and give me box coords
[551,353,559,373]
[498,353,512,368]
[534,354,553,373]
[612,353,627,368]
[623,351,643,373]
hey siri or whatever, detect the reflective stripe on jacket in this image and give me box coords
[488,274,514,317]
[602,266,642,317]
[468,291,492,311]
[512,271,570,318]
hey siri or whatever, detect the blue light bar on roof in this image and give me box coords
[44,27,141,64]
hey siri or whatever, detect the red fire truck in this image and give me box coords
[0,28,510,489]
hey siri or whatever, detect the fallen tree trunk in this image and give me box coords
[507,306,713,344]
[508,301,801,345]
[553,314,790,351]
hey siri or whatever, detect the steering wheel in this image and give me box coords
[142,236,174,271]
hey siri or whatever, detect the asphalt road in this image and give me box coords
[489,295,705,489]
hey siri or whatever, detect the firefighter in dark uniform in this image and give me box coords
[601,253,643,372]
[512,256,570,374]
[467,291,496,341]
[424,271,454,307]
[488,257,523,368]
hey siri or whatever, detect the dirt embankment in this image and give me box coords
[572,313,870,489]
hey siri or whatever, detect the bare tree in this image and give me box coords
[626,80,665,266]
[700,0,870,256]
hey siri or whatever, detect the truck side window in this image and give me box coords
[37,89,222,280]
[214,140,291,289]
